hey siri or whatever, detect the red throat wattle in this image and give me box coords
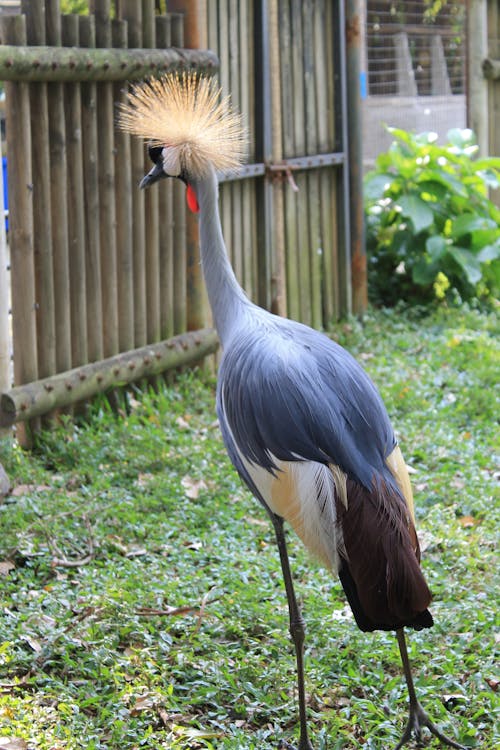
[186,184,200,213]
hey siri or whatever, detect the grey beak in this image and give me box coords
[140,161,167,189]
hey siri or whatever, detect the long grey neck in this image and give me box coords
[194,168,252,345]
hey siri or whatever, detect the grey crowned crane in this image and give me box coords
[119,73,465,750]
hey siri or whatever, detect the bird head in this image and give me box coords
[139,143,200,212]
[119,72,247,212]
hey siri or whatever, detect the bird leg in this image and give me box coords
[271,514,314,750]
[395,629,466,750]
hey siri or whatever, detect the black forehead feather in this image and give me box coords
[147,144,163,165]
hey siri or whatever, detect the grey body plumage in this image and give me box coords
[218,315,396,487]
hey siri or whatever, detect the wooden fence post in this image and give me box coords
[22,0,56,381]
[0,136,9,440]
[168,0,208,332]
[121,0,147,346]
[46,0,72,376]
[155,14,175,340]
[113,17,135,353]
[467,0,489,157]
[79,14,104,363]
[346,0,367,315]
[62,14,88,368]
[268,0,287,318]
[2,14,38,445]
[143,0,161,343]
[91,0,119,358]
[170,13,187,335]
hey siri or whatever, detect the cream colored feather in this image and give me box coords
[118,71,247,178]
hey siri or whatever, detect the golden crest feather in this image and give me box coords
[118,72,247,178]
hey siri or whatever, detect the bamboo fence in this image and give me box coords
[205,0,350,326]
[0,0,352,436]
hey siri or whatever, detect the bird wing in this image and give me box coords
[217,317,432,631]
[218,318,396,489]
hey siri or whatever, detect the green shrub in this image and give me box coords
[364,127,500,306]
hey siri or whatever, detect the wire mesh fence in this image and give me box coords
[363,1,467,167]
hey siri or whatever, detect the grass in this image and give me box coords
[0,305,498,750]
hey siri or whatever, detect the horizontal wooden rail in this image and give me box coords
[0,44,218,82]
[0,329,219,427]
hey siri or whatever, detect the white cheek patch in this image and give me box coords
[162,146,181,176]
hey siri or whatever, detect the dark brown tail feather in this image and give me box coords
[336,478,433,632]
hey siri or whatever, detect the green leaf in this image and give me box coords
[364,173,393,201]
[412,258,438,285]
[451,215,497,240]
[470,228,500,251]
[474,157,500,171]
[447,246,482,284]
[387,147,416,178]
[415,179,448,202]
[386,126,414,145]
[397,195,434,233]
[476,243,500,263]
[473,167,500,190]
[425,235,447,260]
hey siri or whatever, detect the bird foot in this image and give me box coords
[394,699,466,750]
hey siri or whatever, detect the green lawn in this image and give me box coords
[0,306,498,749]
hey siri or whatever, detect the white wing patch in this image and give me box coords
[219,390,344,572]
[235,447,343,573]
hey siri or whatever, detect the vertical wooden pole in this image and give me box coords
[121,0,147,346]
[2,17,36,380]
[156,14,175,340]
[0,138,10,439]
[337,2,351,318]
[316,0,337,326]
[79,14,103,363]
[290,0,309,324]
[486,0,500,205]
[168,0,208,331]
[238,0,255,299]
[228,0,242,288]
[268,0,287,317]
[91,0,118,357]
[279,2,299,321]
[217,3,233,280]
[467,0,489,156]
[253,0,273,312]
[2,15,37,445]
[346,0,367,314]
[205,0,218,330]
[46,0,72,373]
[170,12,187,335]
[62,14,88,368]
[22,0,56,380]
[113,17,135,353]
[303,0,322,330]
[143,0,161,343]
